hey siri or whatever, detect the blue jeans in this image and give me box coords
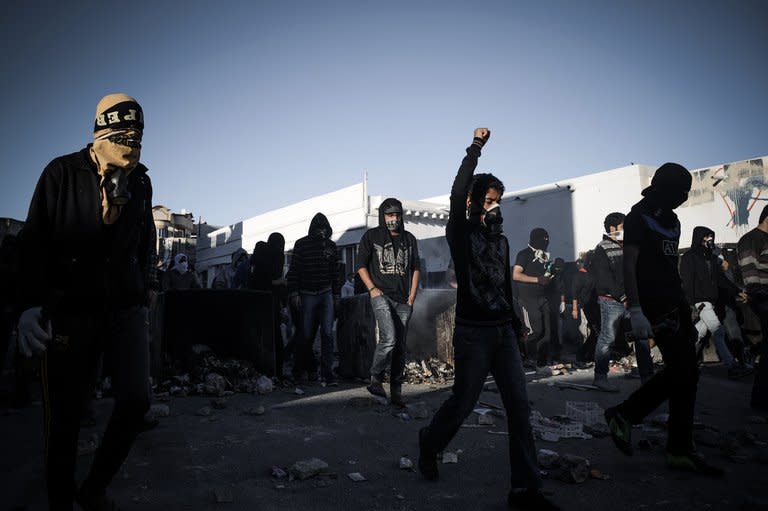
[369,294,412,384]
[299,291,335,378]
[421,323,541,490]
[595,297,627,378]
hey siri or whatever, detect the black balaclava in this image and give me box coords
[691,226,716,257]
[379,198,404,233]
[642,162,692,210]
[309,213,333,240]
[528,228,550,264]
[760,204,768,224]
[529,228,549,250]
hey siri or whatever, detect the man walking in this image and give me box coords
[418,129,558,510]
[737,204,768,411]
[356,198,420,405]
[287,213,340,383]
[16,93,156,510]
[513,228,553,369]
[681,226,751,379]
[604,163,722,476]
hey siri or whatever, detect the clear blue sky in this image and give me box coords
[2,0,766,226]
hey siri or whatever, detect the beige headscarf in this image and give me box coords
[89,93,144,224]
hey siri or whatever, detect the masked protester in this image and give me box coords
[16,93,157,510]
[356,198,420,405]
[680,227,752,379]
[286,213,340,383]
[418,129,559,511]
[162,253,201,290]
[737,204,768,411]
[590,213,639,389]
[213,248,248,289]
[513,228,554,371]
[605,163,723,476]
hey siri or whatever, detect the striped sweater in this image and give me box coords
[737,227,768,295]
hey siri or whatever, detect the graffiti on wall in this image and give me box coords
[682,157,768,231]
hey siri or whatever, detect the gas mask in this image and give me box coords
[385,219,402,231]
[102,166,131,205]
[481,202,503,235]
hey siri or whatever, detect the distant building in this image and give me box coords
[196,180,451,289]
[152,206,219,272]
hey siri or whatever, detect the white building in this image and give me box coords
[197,155,768,284]
[196,179,452,288]
[427,154,768,261]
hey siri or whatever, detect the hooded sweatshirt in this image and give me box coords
[446,144,522,329]
[355,198,420,304]
[287,213,340,296]
[680,226,740,306]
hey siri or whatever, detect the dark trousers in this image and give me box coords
[519,296,551,366]
[296,291,334,379]
[615,303,698,454]
[272,297,284,379]
[749,296,768,408]
[42,306,150,511]
[421,323,541,490]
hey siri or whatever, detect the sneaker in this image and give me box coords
[507,489,560,510]
[727,365,753,380]
[366,379,387,399]
[592,377,620,393]
[665,451,724,477]
[604,406,633,456]
[418,428,439,481]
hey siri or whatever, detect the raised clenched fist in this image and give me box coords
[473,128,490,141]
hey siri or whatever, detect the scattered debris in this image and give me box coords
[289,458,329,480]
[256,376,274,395]
[537,449,561,469]
[148,403,170,418]
[271,466,288,479]
[554,381,599,391]
[399,456,414,470]
[294,387,306,396]
[590,468,610,480]
[565,401,603,426]
[195,406,213,417]
[245,405,266,416]
[405,402,430,420]
[347,472,367,482]
[442,451,458,464]
[404,358,454,384]
[210,398,228,410]
[204,373,227,397]
[478,414,495,426]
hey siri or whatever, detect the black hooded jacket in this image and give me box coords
[18,146,156,315]
[680,226,740,306]
[287,213,340,296]
[592,235,625,301]
[355,198,420,304]
[446,145,522,329]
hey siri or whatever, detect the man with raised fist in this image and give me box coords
[418,129,559,510]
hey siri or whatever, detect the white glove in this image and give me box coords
[628,306,653,340]
[17,307,52,357]
[559,301,566,315]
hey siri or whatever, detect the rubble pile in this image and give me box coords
[403,358,454,384]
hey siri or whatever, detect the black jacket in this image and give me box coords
[287,213,340,297]
[446,144,522,329]
[356,198,420,304]
[680,226,740,306]
[19,146,156,314]
[592,236,625,301]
